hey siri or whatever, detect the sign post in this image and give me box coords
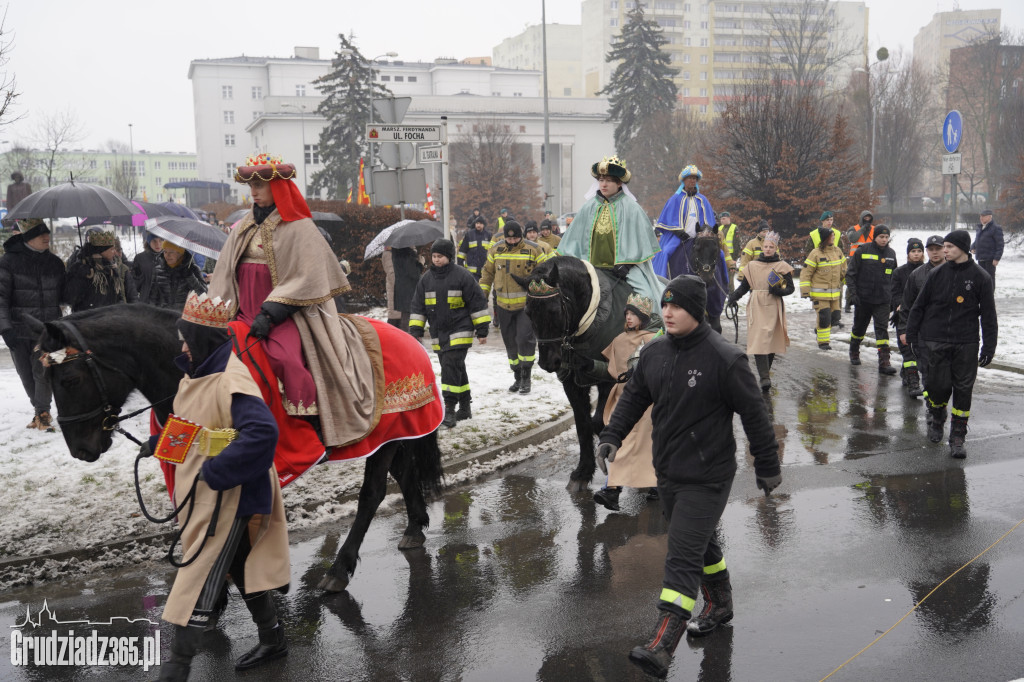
[942,110,963,231]
[440,117,451,239]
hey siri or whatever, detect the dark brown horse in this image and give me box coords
[30,303,442,593]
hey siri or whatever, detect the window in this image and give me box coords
[683,71,691,80]
[513,92,523,97]
[520,125,527,132]
[190,162,196,170]
[610,18,618,27]
[492,91,500,96]
[251,86,262,99]
[225,134,235,147]
[700,38,709,47]
[700,87,708,96]
[222,85,232,99]
[394,76,404,82]
[684,3,691,10]
[89,160,97,169]
[610,0,618,7]
[223,110,234,124]
[700,21,708,29]
[683,54,690,63]
[700,55,708,64]
[684,20,691,28]
[295,84,306,96]
[304,144,320,165]
[156,177,161,185]
[683,87,690,96]
[104,160,111,170]
[563,87,572,95]
[684,37,692,46]
[381,75,391,81]
[253,111,261,121]
[154,161,160,169]
[700,71,707,80]
[408,76,417,83]
[169,161,178,171]
[700,104,708,113]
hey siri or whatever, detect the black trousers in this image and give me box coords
[7,336,51,414]
[851,301,890,348]
[658,478,732,616]
[896,335,919,375]
[495,307,536,371]
[922,341,978,418]
[438,347,470,403]
[189,515,254,628]
[978,260,996,287]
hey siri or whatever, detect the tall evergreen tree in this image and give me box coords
[598,6,679,152]
[311,34,391,198]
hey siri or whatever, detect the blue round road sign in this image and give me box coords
[943,110,963,154]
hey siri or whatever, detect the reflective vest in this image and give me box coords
[848,224,874,257]
[811,227,843,250]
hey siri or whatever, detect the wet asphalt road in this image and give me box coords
[2,339,1024,681]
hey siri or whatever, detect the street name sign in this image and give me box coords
[942,153,962,175]
[367,125,443,142]
[418,146,444,164]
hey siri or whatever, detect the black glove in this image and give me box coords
[575,356,595,374]
[248,312,273,340]
[138,441,153,458]
[847,293,858,306]
[889,310,899,327]
[596,442,618,475]
[978,351,994,368]
[756,473,782,497]
[726,293,737,307]
[769,287,785,297]
[611,263,633,279]
[261,301,299,324]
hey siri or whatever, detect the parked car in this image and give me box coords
[557,212,575,229]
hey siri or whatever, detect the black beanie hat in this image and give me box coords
[874,224,891,237]
[661,275,706,324]
[431,238,456,262]
[944,229,972,254]
[906,237,924,254]
[817,226,834,244]
[473,215,486,227]
[18,219,50,242]
[757,220,770,233]
[504,220,523,239]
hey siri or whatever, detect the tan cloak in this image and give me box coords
[162,353,290,627]
[210,209,381,447]
[602,329,657,488]
[739,259,794,355]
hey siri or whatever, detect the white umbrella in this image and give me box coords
[363,219,413,260]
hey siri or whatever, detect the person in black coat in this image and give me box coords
[898,235,946,392]
[0,219,65,431]
[906,230,997,459]
[64,230,138,312]
[409,239,490,427]
[132,231,164,301]
[846,225,899,374]
[971,209,1004,286]
[890,237,925,395]
[389,246,423,331]
[598,275,781,679]
[146,241,208,312]
[457,216,492,280]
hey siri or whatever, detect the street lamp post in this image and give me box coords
[854,48,889,196]
[282,102,308,196]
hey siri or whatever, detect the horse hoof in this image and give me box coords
[565,479,590,493]
[398,533,426,550]
[317,574,350,593]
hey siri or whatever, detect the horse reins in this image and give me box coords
[686,232,740,343]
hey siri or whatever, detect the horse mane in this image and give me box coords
[39,303,180,356]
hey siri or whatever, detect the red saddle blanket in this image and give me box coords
[155,316,442,493]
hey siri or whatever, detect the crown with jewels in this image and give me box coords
[234,152,297,183]
[591,155,631,184]
[528,279,558,297]
[763,231,781,246]
[625,293,653,318]
[87,230,117,247]
[181,292,232,329]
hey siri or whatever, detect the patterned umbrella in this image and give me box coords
[363,219,443,260]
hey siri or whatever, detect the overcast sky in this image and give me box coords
[4,0,1021,154]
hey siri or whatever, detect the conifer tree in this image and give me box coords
[599,6,679,152]
[312,34,391,198]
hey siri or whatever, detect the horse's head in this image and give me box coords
[690,231,721,285]
[524,257,589,374]
[35,305,182,462]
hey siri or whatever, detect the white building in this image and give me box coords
[493,23,585,98]
[913,8,1002,80]
[189,48,614,213]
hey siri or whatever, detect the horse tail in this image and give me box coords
[404,430,444,500]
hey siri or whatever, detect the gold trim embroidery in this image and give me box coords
[278,378,319,416]
[382,372,436,414]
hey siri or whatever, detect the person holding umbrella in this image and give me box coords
[146,241,208,312]
[64,230,138,312]
[133,231,164,301]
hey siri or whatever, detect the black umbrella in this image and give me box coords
[8,179,140,245]
[312,211,344,225]
[79,200,177,227]
[225,208,249,224]
[146,216,227,260]
[382,219,444,249]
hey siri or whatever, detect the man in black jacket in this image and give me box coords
[0,219,65,431]
[898,235,945,397]
[971,209,1004,287]
[457,216,492,280]
[598,274,781,679]
[890,238,925,395]
[905,230,997,459]
[847,225,898,374]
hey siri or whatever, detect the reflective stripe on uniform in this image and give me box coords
[518,353,536,363]
[860,254,879,260]
[816,327,831,343]
[507,357,520,367]
[875,339,889,347]
[448,290,465,308]
[927,396,948,409]
[497,292,528,306]
[951,407,970,417]
[703,558,727,575]
[408,317,426,328]
[659,588,696,613]
[425,290,437,305]
[441,383,471,393]
[903,360,917,368]
[470,309,490,323]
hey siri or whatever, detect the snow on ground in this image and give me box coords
[0,304,571,587]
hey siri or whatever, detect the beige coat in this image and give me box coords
[739,259,794,355]
[162,353,289,626]
[602,329,657,488]
[210,210,382,447]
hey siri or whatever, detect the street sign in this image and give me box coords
[367,125,443,142]
[371,168,427,205]
[372,97,411,125]
[942,110,963,154]
[379,142,414,168]
[418,146,443,164]
[942,153,962,175]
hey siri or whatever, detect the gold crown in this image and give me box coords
[591,155,631,184]
[528,279,559,297]
[181,292,232,329]
[88,230,117,247]
[625,293,653,318]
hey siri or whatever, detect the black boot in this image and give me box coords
[949,416,968,459]
[507,367,522,393]
[235,592,288,671]
[906,368,923,397]
[455,394,472,421]
[878,347,897,375]
[927,407,946,443]
[629,609,689,678]
[442,399,457,428]
[849,341,861,366]
[593,486,621,511]
[754,355,771,391]
[158,625,203,681]
[518,365,532,395]
[686,574,734,637]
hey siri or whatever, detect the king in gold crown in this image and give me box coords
[625,293,653,319]
[181,292,233,329]
[590,155,632,184]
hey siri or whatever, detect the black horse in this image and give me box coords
[524,256,645,492]
[31,303,443,593]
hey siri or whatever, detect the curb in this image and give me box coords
[0,412,578,573]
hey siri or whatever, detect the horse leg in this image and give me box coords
[564,379,597,493]
[389,442,431,550]
[591,381,612,435]
[318,444,397,593]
